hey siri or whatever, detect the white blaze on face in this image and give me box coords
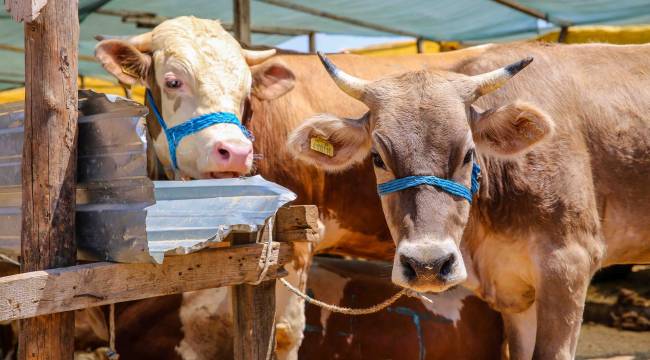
[151,17,253,179]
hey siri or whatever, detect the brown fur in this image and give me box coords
[288,42,650,359]
[300,257,504,360]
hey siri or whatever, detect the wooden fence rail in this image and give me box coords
[0,242,290,322]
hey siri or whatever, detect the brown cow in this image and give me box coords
[300,256,504,360]
[288,42,650,359]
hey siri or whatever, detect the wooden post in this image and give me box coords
[231,230,276,360]
[416,37,424,54]
[558,26,569,43]
[233,0,251,46]
[19,0,79,359]
[308,31,316,53]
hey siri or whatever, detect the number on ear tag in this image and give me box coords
[310,137,334,157]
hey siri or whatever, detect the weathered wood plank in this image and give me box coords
[277,229,320,243]
[232,280,276,360]
[20,0,79,358]
[0,243,291,323]
[4,0,48,22]
[275,205,319,242]
[232,226,277,360]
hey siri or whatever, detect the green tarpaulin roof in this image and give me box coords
[2,0,650,89]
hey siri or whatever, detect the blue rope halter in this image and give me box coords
[145,89,253,170]
[377,163,481,203]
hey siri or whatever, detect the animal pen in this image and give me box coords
[0,1,318,359]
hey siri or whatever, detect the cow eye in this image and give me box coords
[463,149,475,165]
[371,152,385,169]
[165,79,183,89]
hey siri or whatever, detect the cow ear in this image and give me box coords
[251,60,295,100]
[470,101,554,157]
[287,113,372,172]
[94,39,152,85]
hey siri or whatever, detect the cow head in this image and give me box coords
[288,53,553,292]
[95,16,295,179]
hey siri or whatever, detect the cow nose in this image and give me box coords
[399,253,457,282]
[212,141,252,173]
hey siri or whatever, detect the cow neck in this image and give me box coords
[242,97,254,129]
[463,153,531,245]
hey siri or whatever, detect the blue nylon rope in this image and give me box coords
[145,89,252,170]
[377,162,481,203]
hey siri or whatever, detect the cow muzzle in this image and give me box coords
[392,239,467,292]
[210,139,253,175]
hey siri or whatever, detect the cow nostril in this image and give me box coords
[218,148,230,159]
[439,253,456,278]
[400,255,417,281]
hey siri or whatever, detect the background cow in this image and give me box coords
[300,257,503,360]
[288,43,650,359]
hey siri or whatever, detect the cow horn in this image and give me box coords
[317,52,368,101]
[242,48,277,65]
[128,32,153,52]
[471,57,533,99]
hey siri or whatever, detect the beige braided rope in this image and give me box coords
[106,303,119,359]
[279,277,415,315]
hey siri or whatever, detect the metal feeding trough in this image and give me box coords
[0,91,295,264]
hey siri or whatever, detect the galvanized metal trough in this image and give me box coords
[0,91,295,264]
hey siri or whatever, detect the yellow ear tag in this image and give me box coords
[310,137,334,157]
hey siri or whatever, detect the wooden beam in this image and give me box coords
[234,0,252,46]
[0,43,98,62]
[4,0,48,22]
[93,8,157,18]
[131,17,314,36]
[0,242,291,322]
[232,229,276,359]
[275,205,319,242]
[491,0,572,27]
[94,8,316,37]
[0,78,24,86]
[20,0,79,358]
[256,0,439,41]
[242,25,311,36]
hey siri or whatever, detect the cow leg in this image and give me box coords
[502,303,537,360]
[532,242,599,360]
[176,288,234,360]
[275,243,313,360]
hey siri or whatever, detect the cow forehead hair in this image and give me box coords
[153,16,235,45]
[152,16,243,65]
[367,69,474,117]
